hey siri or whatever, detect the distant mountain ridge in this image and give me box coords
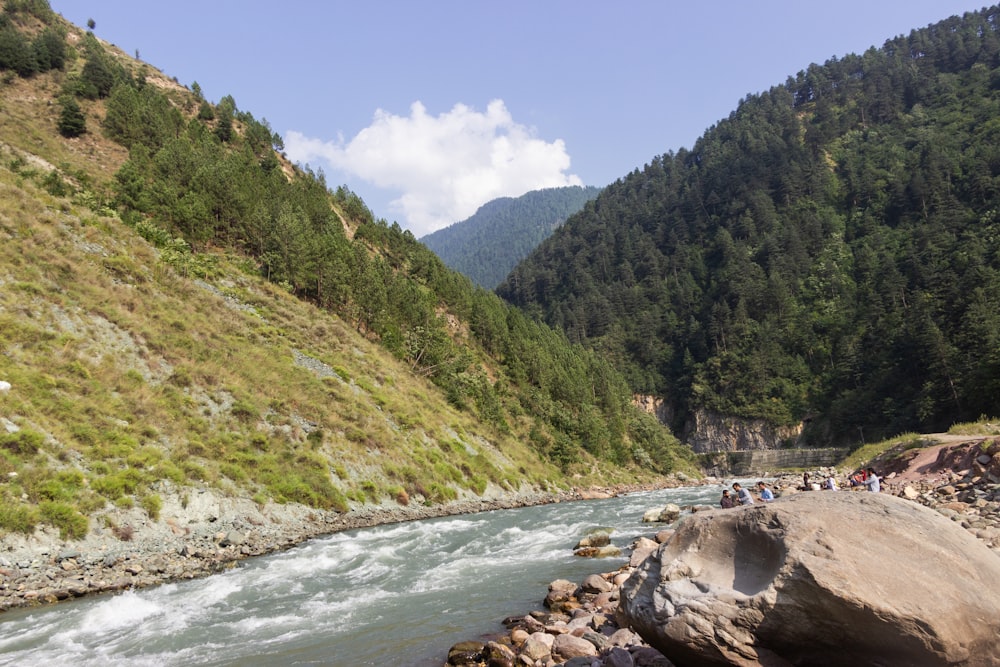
[421,186,601,289]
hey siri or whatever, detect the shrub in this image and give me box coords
[0,430,43,456]
[140,493,161,520]
[0,500,39,534]
[230,399,258,422]
[360,480,378,502]
[220,462,248,482]
[40,501,88,540]
[466,475,487,495]
[180,460,208,481]
[393,486,409,506]
[91,468,145,499]
[425,482,457,503]
[112,523,134,541]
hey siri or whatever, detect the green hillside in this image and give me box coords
[421,186,602,289]
[498,6,1000,446]
[0,1,691,540]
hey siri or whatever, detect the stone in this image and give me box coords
[447,640,485,665]
[484,640,516,667]
[520,615,545,634]
[619,491,1000,666]
[593,545,622,558]
[219,531,244,547]
[630,646,674,666]
[581,573,613,594]
[630,536,659,568]
[520,634,552,662]
[939,501,969,513]
[653,529,674,543]
[605,646,636,667]
[641,508,662,523]
[642,503,681,523]
[581,629,610,651]
[608,627,643,647]
[545,579,578,609]
[552,633,598,660]
[575,532,611,549]
[510,628,529,645]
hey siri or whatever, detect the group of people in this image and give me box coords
[720,481,772,508]
[720,468,881,508]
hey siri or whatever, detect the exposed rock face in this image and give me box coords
[632,396,800,452]
[681,409,801,453]
[619,491,1000,666]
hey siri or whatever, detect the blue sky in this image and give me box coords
[52,1,982,236]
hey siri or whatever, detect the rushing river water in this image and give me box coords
[0,483,731,666]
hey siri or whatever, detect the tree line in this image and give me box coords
[498,6,1000,446]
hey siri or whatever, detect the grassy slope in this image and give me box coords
[0,21,672,540]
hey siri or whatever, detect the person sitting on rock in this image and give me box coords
[720,489,735,509]
[824,475,838,490]
[732,482,754,506]
[757,481,775,502]
[863,468,881,493]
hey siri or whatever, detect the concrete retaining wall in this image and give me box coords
[699,448,850,477]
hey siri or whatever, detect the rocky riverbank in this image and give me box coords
[442,437,1000,667]
[444,533,676,667]
[0,478,692,612]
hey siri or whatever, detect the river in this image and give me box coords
[0,483,729,666]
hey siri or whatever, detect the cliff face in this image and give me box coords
[634,396,801,452]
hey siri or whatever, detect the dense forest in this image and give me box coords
[498,6,1000,445]
[0,0,689,500]
[421,186,602,289]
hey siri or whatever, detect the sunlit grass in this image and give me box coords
[948,417,1000,436]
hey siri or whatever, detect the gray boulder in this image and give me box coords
[642,503,681,523]
[619,491,1000,666]
[552,632,599,660]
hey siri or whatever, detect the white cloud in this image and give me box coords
[285,99,582,236]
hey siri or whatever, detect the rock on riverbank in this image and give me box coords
[445,535,678,667]
[621,491,1000,666]
[444,438,1000,667]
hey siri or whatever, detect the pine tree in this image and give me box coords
[57,97,86,137]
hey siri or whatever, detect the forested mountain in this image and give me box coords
[421,186,602,289]
[498,6,1000,446]
[0,1,690,539]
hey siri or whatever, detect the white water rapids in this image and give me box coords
[0,483,729,666]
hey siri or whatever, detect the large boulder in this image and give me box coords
[619,491,1000,666]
